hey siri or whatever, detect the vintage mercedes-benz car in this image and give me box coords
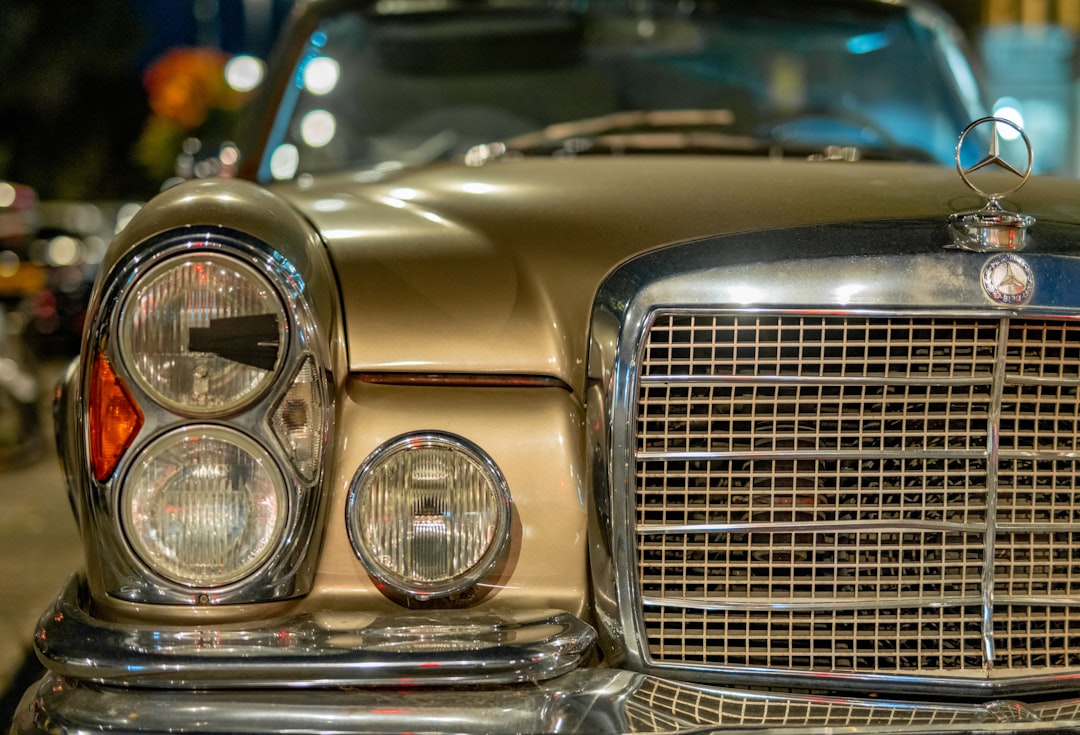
[15,0,1080,733]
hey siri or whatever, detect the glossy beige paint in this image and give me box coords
[284,155,1080,393]
[308,380,589,617]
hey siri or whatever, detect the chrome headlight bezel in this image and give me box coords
[346,432,512,601]
[119,424,290,588]
[116,250,289,418]
[83,226,334,605]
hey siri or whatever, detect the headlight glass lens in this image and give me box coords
[122,426,287,587]
[347,433,511,599]
[119,252,287,415]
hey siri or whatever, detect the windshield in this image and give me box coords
[257,0,982,181]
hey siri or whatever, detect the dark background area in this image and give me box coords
[0,0,292,201]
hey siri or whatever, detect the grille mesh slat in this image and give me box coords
[638,383,993,454]
[639,530,986,603]
[632,313,1080,682]
[643,605,987,672]
[641,315,1000,379]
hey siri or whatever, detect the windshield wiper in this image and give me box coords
[465,108,935,164]
[494,109,738,154]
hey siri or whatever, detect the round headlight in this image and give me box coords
[346,433,511,600]
[118,252,287,415]
[121,426,288,587]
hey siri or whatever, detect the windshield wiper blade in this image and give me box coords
[499,109,738,152]
[465,109,935,164]
[535,130,771,155]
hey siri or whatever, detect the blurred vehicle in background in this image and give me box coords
[0,183,45,307]
[0,309,41,469]
[21,201,141,359]
[23,1,1080,734]
[0,182,42,469]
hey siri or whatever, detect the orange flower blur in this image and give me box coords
[143,47,244,131]
[135,46,254,181]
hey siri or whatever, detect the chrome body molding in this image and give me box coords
[15,664,1080,734]
[587,225,1080,697]
[33,575,595,688]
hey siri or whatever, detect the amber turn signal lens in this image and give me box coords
[89,352,143,482]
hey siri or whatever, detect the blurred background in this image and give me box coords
[0,0,294,202]
[0,0,292,362]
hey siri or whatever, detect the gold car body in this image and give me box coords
[17,0,1080,733]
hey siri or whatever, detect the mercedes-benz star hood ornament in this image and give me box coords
[948,116,1035,251]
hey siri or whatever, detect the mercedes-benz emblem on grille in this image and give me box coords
[981,252,1033,305]
[948,116,1035,252]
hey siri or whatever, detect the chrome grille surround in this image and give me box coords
[588,234,1080,697]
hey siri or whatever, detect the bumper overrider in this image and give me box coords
[11,577,1080,734]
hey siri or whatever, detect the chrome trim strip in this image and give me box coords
[35,576,596,688]
[997,523,1080,533]
[1001,449,1080,460]
[640,374,994,387]
[641,659,1080,698]
[981,323,1008,675]
[642,596,982,612]
[1009,375,1080,387]
[641,595,1080,613]
[637,449,989,461]
[996,596,1080,606]
[18,667,1080,735]
[355,371,572,390]
[638,520,980,535]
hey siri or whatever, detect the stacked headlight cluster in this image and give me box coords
[86,230,330,602]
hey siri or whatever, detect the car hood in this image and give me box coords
[277,155,1080,390]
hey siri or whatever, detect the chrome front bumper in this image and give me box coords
[29,575,595,688]
[12,576,1080,735]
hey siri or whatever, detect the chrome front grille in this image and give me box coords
[633,312,1080,682]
